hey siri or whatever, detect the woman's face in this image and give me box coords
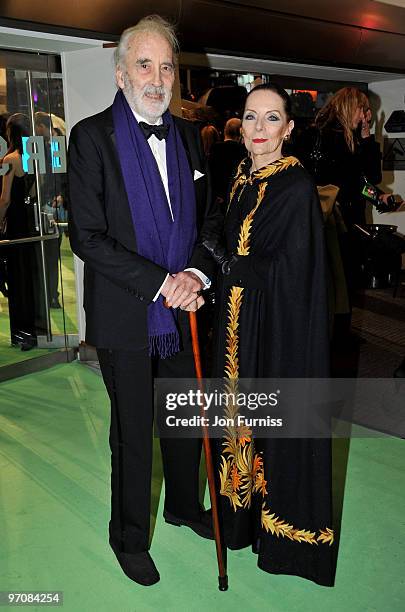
[352,104,365,129]
[242,89,294,165]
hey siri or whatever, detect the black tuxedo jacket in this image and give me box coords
[68,106,220,349]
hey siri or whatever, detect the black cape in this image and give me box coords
[212,156,336,586]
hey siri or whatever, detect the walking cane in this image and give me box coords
[188,310,228,591]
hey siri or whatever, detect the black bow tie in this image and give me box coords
[139,122,169,141]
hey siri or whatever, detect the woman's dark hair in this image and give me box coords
[6,113,31,155]
[245,82,292,120]
[0,112,11,140]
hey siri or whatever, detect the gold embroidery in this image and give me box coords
[219,179,268,510]
[317,528,335,546]
[224,287,243,379]
[237,182,266,255]
[229,174,245,207]
[220,156,334,546]
[228,157,247,207]
[252,156,300,182]
[261,504,334,545]
[228,156,300,213]
[261,504,317,544]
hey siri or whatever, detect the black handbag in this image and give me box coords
[307,129,331,183]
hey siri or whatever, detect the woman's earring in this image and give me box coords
[284,133,290,141]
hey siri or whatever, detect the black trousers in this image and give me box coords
[97,312,202,554]
[45,235,62,302]
[6,243,37,341]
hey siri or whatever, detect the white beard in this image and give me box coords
[123,74,172,123]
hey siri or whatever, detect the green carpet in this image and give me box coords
[0,235,77,367]
[0,362,404,611]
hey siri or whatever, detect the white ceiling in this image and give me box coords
[0,26,107,53]
[180,52,405,83]
[373,0,405,8]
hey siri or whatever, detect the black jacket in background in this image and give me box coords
[208,139,246,203]
[294,121,382,225]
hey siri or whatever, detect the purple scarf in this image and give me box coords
[112,90,197,358]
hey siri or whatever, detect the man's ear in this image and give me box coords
[116,67,125,90]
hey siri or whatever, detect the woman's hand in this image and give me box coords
[202,239,239,274]
[376,193,400,213]
[360,108,372,139]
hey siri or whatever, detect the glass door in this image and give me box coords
[0,51,77,369]
[31,66,78,346]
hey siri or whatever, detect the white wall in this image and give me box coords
[369,79,405,239]
[62,46,116,133]
[62,46,116,342]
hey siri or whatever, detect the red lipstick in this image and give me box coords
[252,138,268,143]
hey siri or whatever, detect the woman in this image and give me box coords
[0,112,11,297]
[204,83,335,586]
[298,87,382,227]
[0,113,37,349]
[296,88,385,341]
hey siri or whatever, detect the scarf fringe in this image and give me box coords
[149,332,180,359]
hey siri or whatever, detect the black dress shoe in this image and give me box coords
[109,539,160,586]
[163,509,214,540]
[20,342,34,352]
[11,332,37,351]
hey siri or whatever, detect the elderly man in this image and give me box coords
[68,15,218,586]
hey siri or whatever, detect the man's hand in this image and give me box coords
[181,295,205,312]
[160,271,204,309]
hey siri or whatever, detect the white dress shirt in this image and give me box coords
[132,110,210,301]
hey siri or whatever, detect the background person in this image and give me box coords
[294,87,387,344]
[0,113,37,350]
[200,123,220,157]
[0,112,11,297]
[34,111,66,308]
[295,87,382,227]
[208,117,246,211]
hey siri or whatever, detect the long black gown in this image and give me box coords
[212,156,335,586]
